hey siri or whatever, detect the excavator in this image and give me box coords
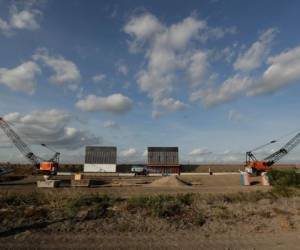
[0,117,60,178]
[245,132,300,175]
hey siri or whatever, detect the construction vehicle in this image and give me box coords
[131,166,149,176]
[245,132,300,175]
[0,117,60,177]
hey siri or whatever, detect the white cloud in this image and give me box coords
[189,148,212,156]
[103,120,119,129]
[124,13,235,111]
[10,7,41,30]
[120,148,137,157]
[0,61,41,94]
[193,74,253,106]
[125,14,205,105]
[124,13,163,41]
[234,28,278,71]
[92,73,106,82]
[33,48,81,87]
[199,26,237,43]
[0,4,42,35]
[76,93,133,113]
[157,98,188,111]
[248,45,300,95]
[117,64,128,75]
[192,43,300,106]
[3,110,100,150]
[212,45,237,64]
[188,50,209,87]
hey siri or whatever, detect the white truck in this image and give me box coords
[131,166,149,176]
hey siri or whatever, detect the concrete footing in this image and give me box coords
[71,179,91,187]
[37,180,60,188]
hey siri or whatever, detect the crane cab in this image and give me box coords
[39,162,58,174]
[245,161,269,175]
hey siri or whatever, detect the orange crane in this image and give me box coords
[0,117,60,176]
[245,132,300,175]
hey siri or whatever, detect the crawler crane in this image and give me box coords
[245,132,300,175]
[0,117,60,178]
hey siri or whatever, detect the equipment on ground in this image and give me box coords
[245,132,300,175]
[0,117,60,177]
[131,166,149,176]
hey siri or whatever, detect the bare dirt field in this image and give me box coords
[0,172,300,249]
[0,173,268,196]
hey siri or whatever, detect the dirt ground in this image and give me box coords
[1,231,300,250]
[0,173,268,197]
[0,173,299,249]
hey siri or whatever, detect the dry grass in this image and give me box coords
[1,187,300,236]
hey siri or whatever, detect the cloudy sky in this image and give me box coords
[1,0,300,164]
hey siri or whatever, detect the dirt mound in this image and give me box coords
[149,175,190,187]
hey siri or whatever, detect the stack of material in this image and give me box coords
[240,172,250,186]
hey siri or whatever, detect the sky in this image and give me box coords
[1,0,300,164]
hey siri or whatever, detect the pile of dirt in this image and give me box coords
[149,175,190,187]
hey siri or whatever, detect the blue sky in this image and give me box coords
[1,0,300,164]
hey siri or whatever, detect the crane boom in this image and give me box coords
[264,132,300,165]
[0,117,40,166]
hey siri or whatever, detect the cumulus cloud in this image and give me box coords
[10,7,41,30]
[76,94,133,113]
[131,15,205,103]
[0,61,41,94]
[33,48,81,88]
[195,43,300,106]
[0,3,42,35]
[2,110,100,150]
[234,28,278,71]
[193,74,253,106]
[189,148,212,156]
[124,13,163,52]
[248,45,300,95]
[124,12,236,112]
[188,50,209,87]
[120,148,137,157]
[92,73,106,82]
[157,98,188,111]
[103,120,119,129]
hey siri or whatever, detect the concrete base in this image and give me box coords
[37,180,60,188]
[261,172,270,186]
[71,179,91,187]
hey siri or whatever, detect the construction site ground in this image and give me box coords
[0,173,267,196]
[1,172,300,249]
